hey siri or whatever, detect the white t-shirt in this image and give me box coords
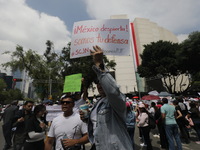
[48,112,87,150]
[149,107,155,116]
[73,98,85,114]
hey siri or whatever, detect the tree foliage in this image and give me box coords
[0,79,7,92]
[60,43,116,89]
[178,31,200,74]
[2,42,62,100]
[2,41,116,100]
[137,40,190,94]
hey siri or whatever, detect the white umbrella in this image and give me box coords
[158,91,171,97]
[148,90,159,96]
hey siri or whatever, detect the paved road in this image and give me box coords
[0,120,199,150]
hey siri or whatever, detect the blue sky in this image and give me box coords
[0,0,200,74]
[26,0,90,31]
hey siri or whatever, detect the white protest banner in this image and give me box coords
[46,105,62,122]
[70,19,130,58]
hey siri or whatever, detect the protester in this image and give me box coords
[126,101,136,149]
[135,102,144,144]
[12,101,34,150]
[149,102,159,137]
[173,100,190,144]
[161,98,182,150]
[189,102,200,144]
[177,97,188,117]
[45,95,88,150]
[80,45,133,150]
[137,103,153,150]
[24,104,47,150]
[2,100,19,150]
[154,101,168,149]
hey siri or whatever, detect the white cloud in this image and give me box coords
[177,34,188,43]
[84,0,200,35]
[0,0,71,74]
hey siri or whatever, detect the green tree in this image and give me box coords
[2,41,63,100]
[137,40,190,94]
[2,41,116,100]
[178,31,200,74]
[60,43,116,89]
[0,88,24,104]
[177,31,200,92]
[0,79,7,104]
[0,79,7,92]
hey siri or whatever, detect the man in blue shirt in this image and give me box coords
[161,98,182,150]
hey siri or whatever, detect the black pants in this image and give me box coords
[90,144,96,150]
[140,126,153,150]
[2,123,12,149]
[178,122,190,143]
[24,140,44,150]
[157,123,168,149]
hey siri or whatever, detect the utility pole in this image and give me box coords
[48,69,52,100]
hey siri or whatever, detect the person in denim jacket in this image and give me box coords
[81,45,133,150]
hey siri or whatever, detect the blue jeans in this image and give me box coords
[165,124,182,150]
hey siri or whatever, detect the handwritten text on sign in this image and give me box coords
[70,19,130,58]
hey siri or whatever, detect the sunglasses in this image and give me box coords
[61,101,74,105]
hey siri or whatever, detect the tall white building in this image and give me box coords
[131,18,179,92]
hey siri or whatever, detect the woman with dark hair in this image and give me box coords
[149,102,158,116]
[126,102,136,149]
[149,102,159,138]
[173,100,190,144]
[24,104,47,150]
[137,103,153,150]
[189,102,200,144]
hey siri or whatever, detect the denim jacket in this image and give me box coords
[88,65,133,150]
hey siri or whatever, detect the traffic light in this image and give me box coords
[12,78,22,89]
[13,78,22,82]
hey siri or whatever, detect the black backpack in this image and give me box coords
[148,113,156,129]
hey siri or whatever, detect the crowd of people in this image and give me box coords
[125,96,200,150]
[1,45,200,150]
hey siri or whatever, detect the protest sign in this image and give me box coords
[46,105,62,121]
[63,73,82,93]
[71,19,130,58]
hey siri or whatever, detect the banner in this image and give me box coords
[46,105,62,121]
[63,73,82,93]
[70,19,130,58]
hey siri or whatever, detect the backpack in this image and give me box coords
[148,113,156,129]
[126,111,135,128]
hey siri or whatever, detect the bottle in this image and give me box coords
[61,134,68,150]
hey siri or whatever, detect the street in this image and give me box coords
[0,120,199,150]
